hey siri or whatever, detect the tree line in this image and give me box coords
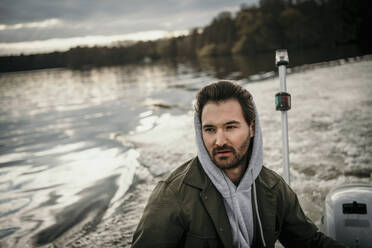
[1,0,371,73]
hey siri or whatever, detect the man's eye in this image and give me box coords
[204,128,215,133]
[226,126,236,130]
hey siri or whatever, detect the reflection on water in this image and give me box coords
[0,59,216,247]
[0,46,368,247]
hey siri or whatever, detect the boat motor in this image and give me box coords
[321,184,372,248]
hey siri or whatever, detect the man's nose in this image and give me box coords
[215,130,227,147]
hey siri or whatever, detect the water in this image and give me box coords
[0,51,372,247]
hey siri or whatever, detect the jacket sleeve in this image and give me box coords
[131,181,187,248]
[278,182,347,248]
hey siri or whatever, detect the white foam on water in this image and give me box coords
[139,110,153,118]
[33,142,87,157]
[104,148,140,219]
[0,152,29,164]
[55,147,132,199]
[135,115,159,133]
[125,112,196,176]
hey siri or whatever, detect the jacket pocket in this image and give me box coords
[184,233,222,248]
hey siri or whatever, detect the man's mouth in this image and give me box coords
[215,149,232,155]
[213,145,235,157]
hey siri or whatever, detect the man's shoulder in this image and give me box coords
[257,166,287,190]
[162,157,197,184]
[145,158,197,204]
[157,157,201,193]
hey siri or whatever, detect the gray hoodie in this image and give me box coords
[194,100,266,248]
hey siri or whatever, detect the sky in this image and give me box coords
[0,0,258,55]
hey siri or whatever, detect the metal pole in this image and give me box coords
[275,49,291,185]
[279,65,290,185]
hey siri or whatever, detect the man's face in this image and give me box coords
[201,99,254,170]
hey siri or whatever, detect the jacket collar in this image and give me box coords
[183,157,234,248]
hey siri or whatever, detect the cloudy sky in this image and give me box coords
[0,0,258,55]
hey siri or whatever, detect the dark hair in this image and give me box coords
[195,80,255,125]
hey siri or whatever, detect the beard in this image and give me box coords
[210,137,252,170]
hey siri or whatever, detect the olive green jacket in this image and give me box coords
[132,157,346,248]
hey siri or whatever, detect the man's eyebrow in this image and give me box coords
[202,124,215,129]
[225,120,240,125]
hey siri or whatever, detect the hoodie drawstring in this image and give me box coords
[252,170,267,247]
[221,169,267,248]
[221,170,241,248]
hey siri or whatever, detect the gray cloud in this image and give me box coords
[0,0,258,43]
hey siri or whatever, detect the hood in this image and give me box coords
[194,100,263,194]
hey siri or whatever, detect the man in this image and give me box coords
[131,81,346,247]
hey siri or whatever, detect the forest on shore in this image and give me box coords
[1,0,371,72]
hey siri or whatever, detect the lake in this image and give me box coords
[0,48,371,247]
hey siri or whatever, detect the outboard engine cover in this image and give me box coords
[321,184,372,248]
